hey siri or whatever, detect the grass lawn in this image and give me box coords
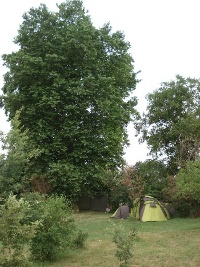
[35,211,200,267]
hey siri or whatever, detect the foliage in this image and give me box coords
[0,114,54,197]
[29,175,52,194]
[100,168,128,209]
[162,160,200,217]
[20,192,47,224]
[1,0,138,198]
[134,160,168,199]
[0,194,40,267]
[72,230,89,249]
[112,222,138,267]
[121,165,145,202]
[109,184,130,210]
[136,75,200,173]
[176,160,200,203]
[47,161,81,201]
[162,175,178,203]
[29,194,88,262]
[0,114,29,197]
[101,162,171,210]
[100,166,141,209]
[0,193,88,266]
[101,164,146,209]
[175,159,200,217]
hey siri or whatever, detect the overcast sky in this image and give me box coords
[1,0,200,164]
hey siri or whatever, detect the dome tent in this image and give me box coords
[131,196,170,222]
[111,204,130,219]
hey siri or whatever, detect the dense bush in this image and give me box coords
[162,160,200,217]
[0,193,88,265]
[28,194,88,262]
[0,194,40,267]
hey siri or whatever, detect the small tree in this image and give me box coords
[121,165,145,202]
[112,222,137,267]
[101,165,145,209]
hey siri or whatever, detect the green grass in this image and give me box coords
[34,211,200,267]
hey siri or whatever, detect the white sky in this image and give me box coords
[1,0,200,164]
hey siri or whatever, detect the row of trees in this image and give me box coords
[0,1,199,216]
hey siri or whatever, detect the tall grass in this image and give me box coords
[34,211,200,267]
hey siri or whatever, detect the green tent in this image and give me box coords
[131,196,170,222]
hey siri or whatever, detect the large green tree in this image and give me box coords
[1,1,138,199]
[136,75,200,173]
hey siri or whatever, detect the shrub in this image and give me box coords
[21,192,47,224]
[72,230,89,249]
[112,222,138,267]
[30,194,88,262]
[0,194,40,267]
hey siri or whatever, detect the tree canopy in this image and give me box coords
[136,75,200,173]
[1,0,138,199]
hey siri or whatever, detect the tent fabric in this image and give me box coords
[111,204,129,219]
[131,198,140,220]
[131,196,170,222]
